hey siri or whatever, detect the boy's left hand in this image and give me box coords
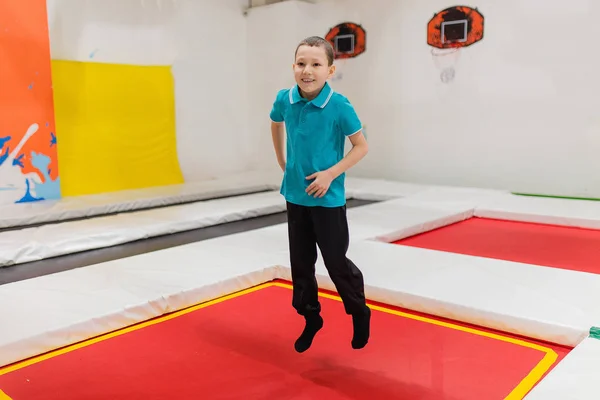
[306,170,334,198]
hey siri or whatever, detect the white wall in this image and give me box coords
[171,0,252,181]
[247,0,600,198]
[245,1,319,173]
[45,0,600,196]
[47,0,252,183]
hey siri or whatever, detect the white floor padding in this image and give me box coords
[396,185,509,206]
[476,193,600,229]
[0,172,433,230]
[0,170,283,229]
[1,177,600,398]
[525,336,600,399]
[0,191,287,267]
[344,177,430,200]
[0,174,441,267]
[0,237,288,368]
[346,197,473,242]
[306,240,600,347]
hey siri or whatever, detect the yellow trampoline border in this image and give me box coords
[0,281,559,400]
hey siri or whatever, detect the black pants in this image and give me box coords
[286,201,367,316]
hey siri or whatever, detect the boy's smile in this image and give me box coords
[293,45,335,100]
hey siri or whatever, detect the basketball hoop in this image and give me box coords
[426,6,485,84]
[325,22,367,83]
[430,46,461,83]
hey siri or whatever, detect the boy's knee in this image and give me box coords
[321,253,347,270]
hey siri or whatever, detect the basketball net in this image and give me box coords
[331,58,346,82]
[430,46,461,83]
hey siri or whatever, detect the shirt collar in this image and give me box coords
[289,81,334,108]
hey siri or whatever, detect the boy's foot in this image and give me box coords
[295,314,323,353]
[351,306,371,349]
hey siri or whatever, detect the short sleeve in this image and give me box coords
[269,90,286,122]
[337,96,362,136]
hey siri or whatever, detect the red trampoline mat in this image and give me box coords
[0,283,568,400]
[396,217,600,274]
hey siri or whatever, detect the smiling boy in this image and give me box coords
[270,36,371,353]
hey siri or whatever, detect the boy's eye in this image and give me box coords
[313,63,321,67]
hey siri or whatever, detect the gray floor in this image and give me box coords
[0,198,375,286]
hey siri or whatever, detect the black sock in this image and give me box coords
[351,306,371,349]
[294,314,323,353]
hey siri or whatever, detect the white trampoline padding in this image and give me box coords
[0,170,283,229]
[0,172,427,230]
[0,191,286,267]
[2,176,600,383]
[278,239,600,348]
[0,176,457,267]
[346,197,473,242]
[476,193,600,229]
[0,238,287,369]
[525,336,600,399]
[2,203,600,369]
[345,177,429,200]
[401,185,509,207]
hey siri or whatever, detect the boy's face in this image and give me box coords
[293,45,335,99]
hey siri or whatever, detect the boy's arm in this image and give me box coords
[271,121,286,172]
[306,96,367,198]
[306,130,368,198]
[269,90,286,172]
[327,131,368,179]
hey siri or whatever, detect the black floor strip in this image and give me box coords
[0,198,376,286]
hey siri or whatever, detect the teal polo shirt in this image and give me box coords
[270,82,362,208]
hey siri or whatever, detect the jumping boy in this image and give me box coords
[270,36,371,353]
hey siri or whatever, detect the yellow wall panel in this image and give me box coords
[51,60,183,196]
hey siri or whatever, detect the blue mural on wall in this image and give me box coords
[0,123,61,204]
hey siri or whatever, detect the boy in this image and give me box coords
[269,36,371,353]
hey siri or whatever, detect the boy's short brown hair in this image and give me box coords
[295,36,334,66]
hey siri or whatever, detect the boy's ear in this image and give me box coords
[328,64,336,77]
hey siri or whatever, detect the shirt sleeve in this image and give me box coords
[269,90,286,122]
[337,96,362,136]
